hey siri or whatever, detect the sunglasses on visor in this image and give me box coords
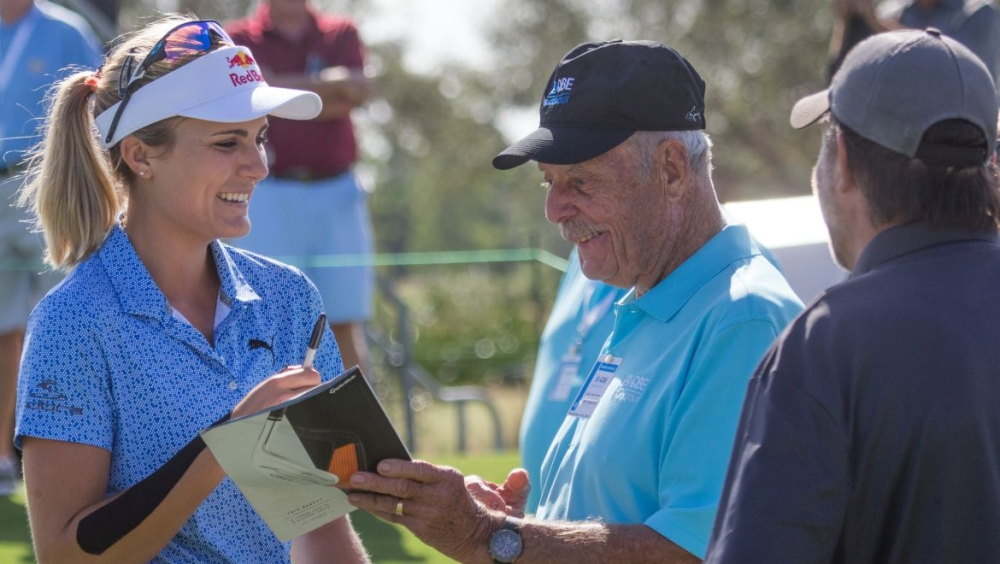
[104,20,232,145]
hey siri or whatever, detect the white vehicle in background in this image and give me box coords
[724,195,846,306]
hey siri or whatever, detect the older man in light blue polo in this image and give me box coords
[347,39,803,563]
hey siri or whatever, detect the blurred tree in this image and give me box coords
[357,39,566,259]
[368,47,507,250]
[352,39,565,383]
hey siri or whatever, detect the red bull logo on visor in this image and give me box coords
[226,49,264,86]
[227,51,255,69]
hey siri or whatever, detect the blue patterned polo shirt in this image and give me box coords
[15,225,344,563]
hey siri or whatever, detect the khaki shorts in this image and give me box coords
[0,173,62,333]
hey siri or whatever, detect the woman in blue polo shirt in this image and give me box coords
[13,16,370,563]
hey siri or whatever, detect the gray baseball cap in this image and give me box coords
[791,28,998,167]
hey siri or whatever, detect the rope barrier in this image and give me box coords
[0,248,569,272]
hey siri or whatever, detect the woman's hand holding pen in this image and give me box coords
[231,366,321,419]
[231,314,328,419]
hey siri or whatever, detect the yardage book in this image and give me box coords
[200,366,411,541]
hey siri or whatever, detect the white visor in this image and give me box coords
[95,46,322,148]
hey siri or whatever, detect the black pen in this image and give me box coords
[302,313,326,369]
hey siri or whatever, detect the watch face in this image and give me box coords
[489,529,523,562]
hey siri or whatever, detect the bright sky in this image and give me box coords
[724,195,830,248]
[360,0,500,74]
[355,0,535,141]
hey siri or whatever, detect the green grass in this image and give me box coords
[0,488,31,564]
[0,450,522,563]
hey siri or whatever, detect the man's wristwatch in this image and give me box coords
[488,516,523,563]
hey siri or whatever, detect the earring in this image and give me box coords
[138,170,146,177]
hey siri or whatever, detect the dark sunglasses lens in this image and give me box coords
[117,53,135,97]
[123,21,229,93]
[163,21,230,60]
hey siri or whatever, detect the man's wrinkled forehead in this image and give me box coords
[537,161,587,175]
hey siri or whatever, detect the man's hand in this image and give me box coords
[348,459,504,563]
[466,469,530,518]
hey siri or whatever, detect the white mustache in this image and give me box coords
[560,221,603,243]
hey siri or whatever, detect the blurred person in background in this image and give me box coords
[0,0,101,496]
[828,0,999,80]
[516,249,626,515]
[14,16,369,562]
[880,0,1000,80]
[827,0,886,78]
[227,0,374,375]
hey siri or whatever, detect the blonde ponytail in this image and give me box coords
[19,71,122,271]
[18,15,222,271]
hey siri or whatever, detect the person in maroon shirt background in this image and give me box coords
[227,0,374,374]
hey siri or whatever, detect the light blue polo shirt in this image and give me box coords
[519,249,626,514]
[0,3,102,168]
[16,225,344,563]
[534,224,803,558]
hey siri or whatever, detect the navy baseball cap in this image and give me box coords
[492,40,707,170]
[791,28,998,167]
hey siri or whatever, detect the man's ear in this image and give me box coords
[119,137,150,178]
[834,131,858,195]
[657,138,689,203]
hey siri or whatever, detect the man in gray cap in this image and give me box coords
[348,39,803,563]
[705,28,1000,563]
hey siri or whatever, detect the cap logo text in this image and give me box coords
[543,76,575,107]
[685,106,702,123]
[230,69,264,86]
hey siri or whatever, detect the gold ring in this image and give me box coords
[394,500,404,517]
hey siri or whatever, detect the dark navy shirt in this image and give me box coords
[706,223,1000,564]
